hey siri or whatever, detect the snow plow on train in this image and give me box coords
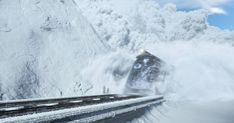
[124,49,168,95]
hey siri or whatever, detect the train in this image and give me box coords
[124,49,167,95]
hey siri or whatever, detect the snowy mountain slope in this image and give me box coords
[1,0,234,122]
[0,0,109,99]
[0,0,234,102]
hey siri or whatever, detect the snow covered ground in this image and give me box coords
[1,0,234,122]
[134,101,234,123]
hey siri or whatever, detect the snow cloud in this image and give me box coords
[156,0,231,14]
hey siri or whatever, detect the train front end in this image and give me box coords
[124,49,168,95]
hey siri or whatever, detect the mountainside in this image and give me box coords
[0,0,108,99]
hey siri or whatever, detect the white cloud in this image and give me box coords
[198,0,229,14]
[155,0,231,14]
[208,7,227,14]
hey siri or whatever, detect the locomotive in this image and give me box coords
[124,49,167,95]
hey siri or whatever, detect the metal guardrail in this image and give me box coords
[0,94,140,118]
[0,94,119,108]
[0,95,164,123]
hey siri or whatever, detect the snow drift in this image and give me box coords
[0,0,234,103]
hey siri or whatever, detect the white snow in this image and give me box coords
[136,101,234,123]
[1,0,234,122]
[74,0,234,101]
[0,0,108,99]
[74,0,234,122]
[1,0,233,101]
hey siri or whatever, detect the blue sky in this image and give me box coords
[156,0,234,30]
[208,2,234,30]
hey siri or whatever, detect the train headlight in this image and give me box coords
[139,48,145,54]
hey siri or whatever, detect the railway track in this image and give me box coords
[0,94,164,123]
